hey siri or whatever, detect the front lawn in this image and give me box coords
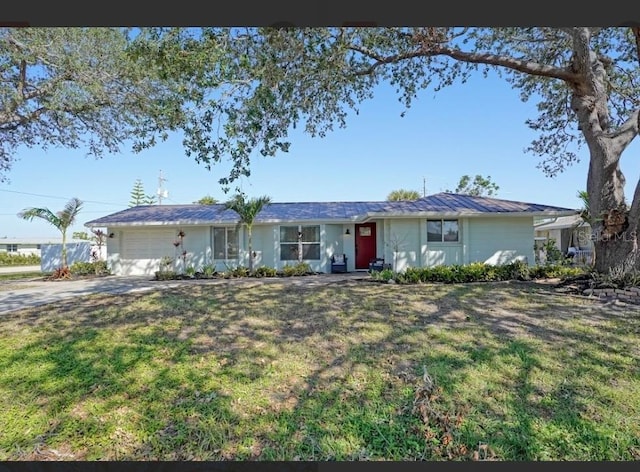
[0,280,638,460]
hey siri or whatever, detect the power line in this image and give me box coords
[0,188,127,207]
[0,211,111,216]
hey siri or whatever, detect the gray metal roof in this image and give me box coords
[85,192,578,227]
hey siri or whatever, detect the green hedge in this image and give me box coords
[372,261,587,284]
[0,252,41,266]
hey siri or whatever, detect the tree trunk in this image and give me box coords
[584,136,640,274]
[570,28,640,275]
[61,230,68,268]
[247,227,253,272]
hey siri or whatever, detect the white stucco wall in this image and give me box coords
[385,219,421,272]
[467,216,535,265]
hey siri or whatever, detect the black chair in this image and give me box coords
[368,257,386,272]
[331,254,348,273]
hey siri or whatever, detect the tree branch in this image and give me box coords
[349,42,580,83]
[609,108,640,149]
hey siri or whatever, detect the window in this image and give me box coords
[6,244,18,252]
[427,219,459,242]
[280,225,320,260]
[213,227,238,259]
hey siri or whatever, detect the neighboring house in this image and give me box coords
[0,237,84,257]
[534,214,593,263]
[84,192,577,277]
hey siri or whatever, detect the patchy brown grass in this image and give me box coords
[0,278,638,460]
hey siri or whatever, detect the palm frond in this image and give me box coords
[57,197,84,227]
[17,207,62,228]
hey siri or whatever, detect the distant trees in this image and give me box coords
[447,175,500,197]
[386,189,421,201]
[194,195,218,205]
[18,197,84,268]
[129,179,156,206]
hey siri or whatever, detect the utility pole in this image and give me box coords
[157,170,168,205]
[423,177,427,197]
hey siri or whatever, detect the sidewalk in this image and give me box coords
[0,265,41,274]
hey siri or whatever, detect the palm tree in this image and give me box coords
[386,189,421,201]
[18,197,84,268]
[224,193,272,272]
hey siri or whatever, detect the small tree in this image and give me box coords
[386,189,421,201]
[18,197,84,268]
[223,193,272,272]
[129,179,156,207]
[447,175,500,197]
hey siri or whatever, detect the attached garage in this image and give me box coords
[111,228,177,276]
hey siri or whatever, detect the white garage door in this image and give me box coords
[120,229,178,276]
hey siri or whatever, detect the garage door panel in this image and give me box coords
[121,230,177,260]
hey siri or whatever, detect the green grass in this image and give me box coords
[0,280,638,460]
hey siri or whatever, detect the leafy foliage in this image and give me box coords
[0,252,40,266]
[69,260,110,276]
[387,189,421,201]
[371,261,586,284]
[194,195,218,205]
[129,178,156,206]
[0,28,181,182]
[223,193,272,272]
[17,197,83,268]
[447,174,500,197]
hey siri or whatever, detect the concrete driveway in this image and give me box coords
[0,272,371,315]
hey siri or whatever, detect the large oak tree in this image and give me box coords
[148,27,639,274]
[0,27,183,181]
[4,27,640,274]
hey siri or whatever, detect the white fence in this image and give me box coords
[40,242,92,272]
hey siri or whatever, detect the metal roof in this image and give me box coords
[85,192,578,227]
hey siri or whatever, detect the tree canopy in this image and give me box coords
[144,27,637,272]
[194,195,218,205]
[447,175,500,197]
[387,189,421,201]
[0,27,181,183]
[4,27,640,272]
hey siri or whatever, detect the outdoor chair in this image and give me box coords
[368,257,386,272]
[330,254,348,273]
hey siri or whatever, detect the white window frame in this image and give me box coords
[279,224,321,261]
[426,219,460,243]
[212,227,239,260]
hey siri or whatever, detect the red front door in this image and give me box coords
[355,223,377,269]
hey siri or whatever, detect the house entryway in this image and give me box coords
[355,222,376,269]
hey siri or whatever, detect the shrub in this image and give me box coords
[184,265,197,277]
[226,266,250,278]
[281,262,313,277]
[69,260,111,276]
[254,266,278,278]
[371,268,395,282]
[201,264,217,278]
[530,264,587,280]
[69,261,94,276]
[155,270,177,281]
[0,252,41,266]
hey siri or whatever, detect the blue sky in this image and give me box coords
[2,69,639,239]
